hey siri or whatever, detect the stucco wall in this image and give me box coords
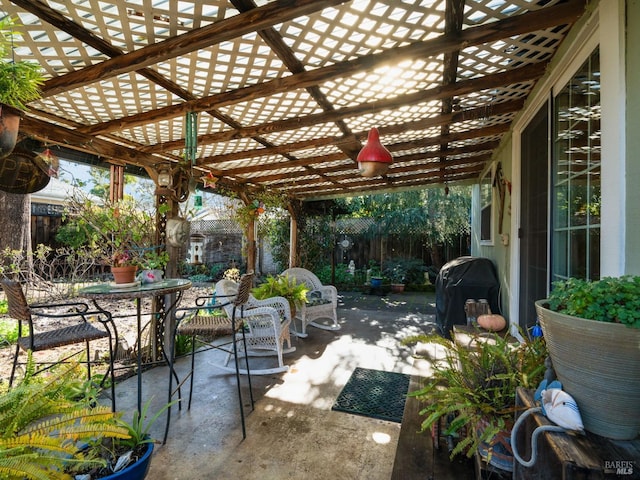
[471,138,513,318]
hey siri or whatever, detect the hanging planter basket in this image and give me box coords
[0,147,51,194]
[0,104,21,160]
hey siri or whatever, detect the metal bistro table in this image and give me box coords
[79,278,192,413]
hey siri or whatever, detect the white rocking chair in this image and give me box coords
[215,278,295,375]
[280,268,340,337]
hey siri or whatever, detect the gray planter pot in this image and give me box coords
[535,300,640,440]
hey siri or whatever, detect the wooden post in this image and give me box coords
[239,192,257,273]
[247,214,256,273]
[109,164,124,202]
[287,201,301,269]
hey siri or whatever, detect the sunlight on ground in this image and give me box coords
[372,431,392,444]
[265,334,403,409]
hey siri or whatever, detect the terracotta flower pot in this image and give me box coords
[111,265,138,284]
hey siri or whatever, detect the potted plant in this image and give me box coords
[252,273,309,318]
[535,275,640,440]
[58,194,158,284]
[0,16,45,159]
[0,362,157,480]
[384,263,406,293]
[138,250,169,284]
[408,331,547,473]
[367,261,384,288]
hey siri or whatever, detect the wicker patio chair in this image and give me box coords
[216,278,295,375]
[281,267,340,337]
[0,279,116,411]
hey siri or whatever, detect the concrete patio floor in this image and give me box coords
[108,290,475,479]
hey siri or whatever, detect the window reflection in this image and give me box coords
[552,48,600,282]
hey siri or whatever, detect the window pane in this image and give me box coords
[552,48,600,282]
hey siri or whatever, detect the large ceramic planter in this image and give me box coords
[535,300,640,440]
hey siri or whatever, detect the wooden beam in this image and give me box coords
[198,101,520,166]
[147,63,543,155]
[78,0,584,137]
[18,116,167,168]
[41,0,349,97]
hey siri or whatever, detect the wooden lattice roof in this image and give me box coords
[4,0,586,201]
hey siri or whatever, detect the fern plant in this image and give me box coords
[0,16,45,110]
[0,362,131,480]
[408,331,547,461]
[252,274,309,313]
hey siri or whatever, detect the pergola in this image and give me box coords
[3,0,587,268]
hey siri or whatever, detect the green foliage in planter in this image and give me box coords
[548,276,640,328]
[57,195,157,268]
[252,274,309,310]
[408,332,547,460]
[0,363,131,480]
[0,17,45,110]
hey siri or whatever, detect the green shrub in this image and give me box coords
[315,264,355,285]
[409,332,547,460]
[548,275,640,328]
[0,318,17,345]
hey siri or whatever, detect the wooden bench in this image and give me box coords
[513,388,640,479]
[390,360,474,479]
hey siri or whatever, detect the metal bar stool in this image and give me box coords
[164,272,255,444]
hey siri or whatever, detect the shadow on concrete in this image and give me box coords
[107,290,474,479]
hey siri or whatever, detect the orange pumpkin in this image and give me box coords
[477,314,506,331]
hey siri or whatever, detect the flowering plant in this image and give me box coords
[233,200,266,229]
[111,249,138,268]
[59,195,157,269]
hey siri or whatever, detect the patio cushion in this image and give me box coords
[306,290,331,306]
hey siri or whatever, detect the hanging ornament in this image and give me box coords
[37,148,59,178]
[357,127,393,177]
[201,172,217,188]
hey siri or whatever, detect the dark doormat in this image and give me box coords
[331,367,411,423]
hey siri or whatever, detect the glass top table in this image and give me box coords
[80,278,192,299]
[79,278,192,412]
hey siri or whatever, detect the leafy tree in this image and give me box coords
[338,186,471,244]
[265,187,471,275]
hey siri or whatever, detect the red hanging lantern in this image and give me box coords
[357,127,393,177]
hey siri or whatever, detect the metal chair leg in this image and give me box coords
[231,310,246,440]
